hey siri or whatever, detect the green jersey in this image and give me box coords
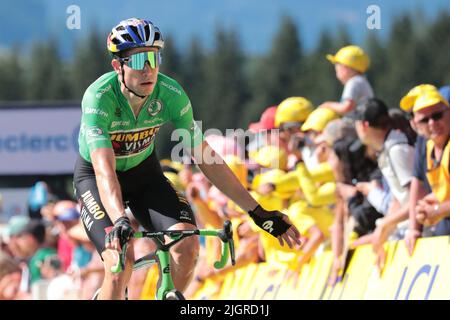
[78,71,203,171]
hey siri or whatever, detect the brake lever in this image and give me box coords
[223,220,236,266]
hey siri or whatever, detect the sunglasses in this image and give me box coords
[121,51,162,70]
[417,109,447,125]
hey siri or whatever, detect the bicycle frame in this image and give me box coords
[111,220,236,300]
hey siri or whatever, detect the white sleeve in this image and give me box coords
[341,78,361,102]
[388,144,415,188]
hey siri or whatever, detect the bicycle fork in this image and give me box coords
[155,249,176,300]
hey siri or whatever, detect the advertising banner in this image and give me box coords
[0,108,81,175]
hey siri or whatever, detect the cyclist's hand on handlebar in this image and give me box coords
[248,205,301,249]
[105,216,134,251]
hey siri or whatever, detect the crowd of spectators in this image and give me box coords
[1,45,450,299]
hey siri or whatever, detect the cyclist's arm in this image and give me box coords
[192,141,258,212]
[169,87,255,211]
[80,86,125,223]
[90,148,126,223]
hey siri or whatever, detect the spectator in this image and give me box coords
[404,89,450,237]
[320,45,374,116]
[184,156,261,299]
[249,106,278,133]
[274,97,314,168]
[399,84,437,254]
[264,107,340,208]
[65,222,103,300]
[353,98,415,268]
[5,216,57,286]
[27,181,57,220]
[319,118,383,284]
[52,201,80,271]
[0,251,27,300]
[247,106,287,171]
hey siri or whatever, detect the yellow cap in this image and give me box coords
[274,97,314,128]
[301,107,339,132]
[399,84,438,111]
[224,155,248,188]
[412,89,449,113]
[326,45,370,73]
[249,146,287,170]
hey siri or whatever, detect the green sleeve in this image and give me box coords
[80,90,113,153]
[169,90,204,149]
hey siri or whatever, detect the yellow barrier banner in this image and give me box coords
[189,236,450,300]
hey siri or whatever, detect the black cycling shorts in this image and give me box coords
[73,152,196,255]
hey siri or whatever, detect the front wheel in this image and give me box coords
[164,290,185,300]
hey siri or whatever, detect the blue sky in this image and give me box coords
[4,0,450,55]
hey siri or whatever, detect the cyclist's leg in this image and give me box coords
[123,156,199,293]
[165,221,200,293]
[129,196,200,293]
[74,156,134,300]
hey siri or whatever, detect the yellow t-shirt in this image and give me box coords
[295,163,336,207]
[288,200,334,238]
[426,139,450,202]
[251,169,295,200]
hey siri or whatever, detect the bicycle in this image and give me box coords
[108,220,236,300]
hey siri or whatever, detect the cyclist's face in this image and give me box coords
[116,47,160,96]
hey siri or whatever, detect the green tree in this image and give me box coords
[180,37,206,117]
[365,32,387,98]
[26,40,71,101]
[159,35,183,81]
[334,24,352,49]
[201,26,249,131]
[0,46,24,101]
[243,15,303,126]
[380,14,422,107]
[71,26,111,100]
[298,30,341,106]
[422,11,450,86]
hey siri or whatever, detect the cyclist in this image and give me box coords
[73,18,301,300]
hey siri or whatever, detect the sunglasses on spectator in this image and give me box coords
[417,109,448,124]
[121,51,162,70]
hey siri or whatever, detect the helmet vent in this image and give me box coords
[129,26,143,41]
[144,25,150,40]
[122,34,134,43]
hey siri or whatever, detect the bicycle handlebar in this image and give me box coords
[110,220,236,274]
[212,220,236,269]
